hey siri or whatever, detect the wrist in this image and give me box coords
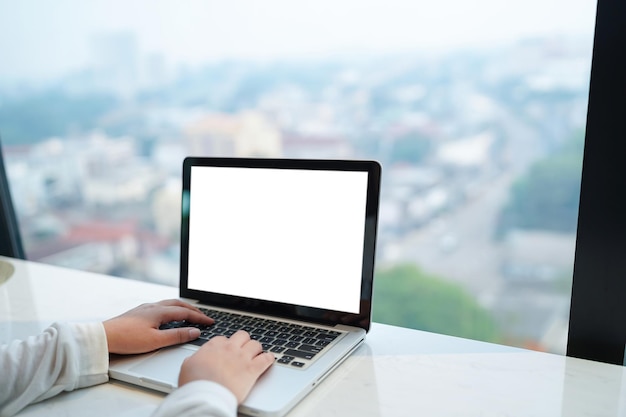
[102,319,120,354]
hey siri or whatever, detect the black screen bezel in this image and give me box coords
[179,157,381,332]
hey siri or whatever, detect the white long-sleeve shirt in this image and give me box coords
[0,322,237,417]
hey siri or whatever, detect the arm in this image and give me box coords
[0,322,108,417]
[0,299,213,417]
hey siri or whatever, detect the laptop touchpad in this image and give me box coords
[129,347,193,386]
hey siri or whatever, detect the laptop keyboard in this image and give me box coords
[159,307,345,369]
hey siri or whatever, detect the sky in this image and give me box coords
[0,0,597,83]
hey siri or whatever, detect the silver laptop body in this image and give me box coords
[109,157,381,417]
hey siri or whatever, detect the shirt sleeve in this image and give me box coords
[0,322,109,417]
[151,380,238,417]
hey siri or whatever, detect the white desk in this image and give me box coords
[1,256,625,417]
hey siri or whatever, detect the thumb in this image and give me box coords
[159,327,201,347]
[251,352,276,375]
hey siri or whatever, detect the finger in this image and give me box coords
[250,352,276,375]
[241,338,264,357]
[157,299,205,314]
[228,330,252,346]
[156,327,202,347]
[202,334,228,349]
[157,306,214,325]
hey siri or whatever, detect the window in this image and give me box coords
[0,0,597,354]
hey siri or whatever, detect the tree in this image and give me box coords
[373,263,500,342]
[496,131,584,236]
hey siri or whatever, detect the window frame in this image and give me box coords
[567,0,626,365]
[0,135,25,259]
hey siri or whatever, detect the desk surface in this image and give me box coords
[1,256,625,417]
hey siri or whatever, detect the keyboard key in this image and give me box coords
[188,338,208,346]
[299,344,322,353]
[316,333,338,342]
[283,349,316,360]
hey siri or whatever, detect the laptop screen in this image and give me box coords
[180,157,381,329]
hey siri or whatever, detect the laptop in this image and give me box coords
[109,157,381,416]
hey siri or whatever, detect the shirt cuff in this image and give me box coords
[67,322,110,388]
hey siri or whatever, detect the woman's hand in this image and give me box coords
[178,330,275,403]
[103,299,214,354]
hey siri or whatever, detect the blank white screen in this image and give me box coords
[187,166,369,314]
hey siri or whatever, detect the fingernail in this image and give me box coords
[189,328,201,339]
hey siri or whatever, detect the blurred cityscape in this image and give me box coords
[0,30,591,353]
